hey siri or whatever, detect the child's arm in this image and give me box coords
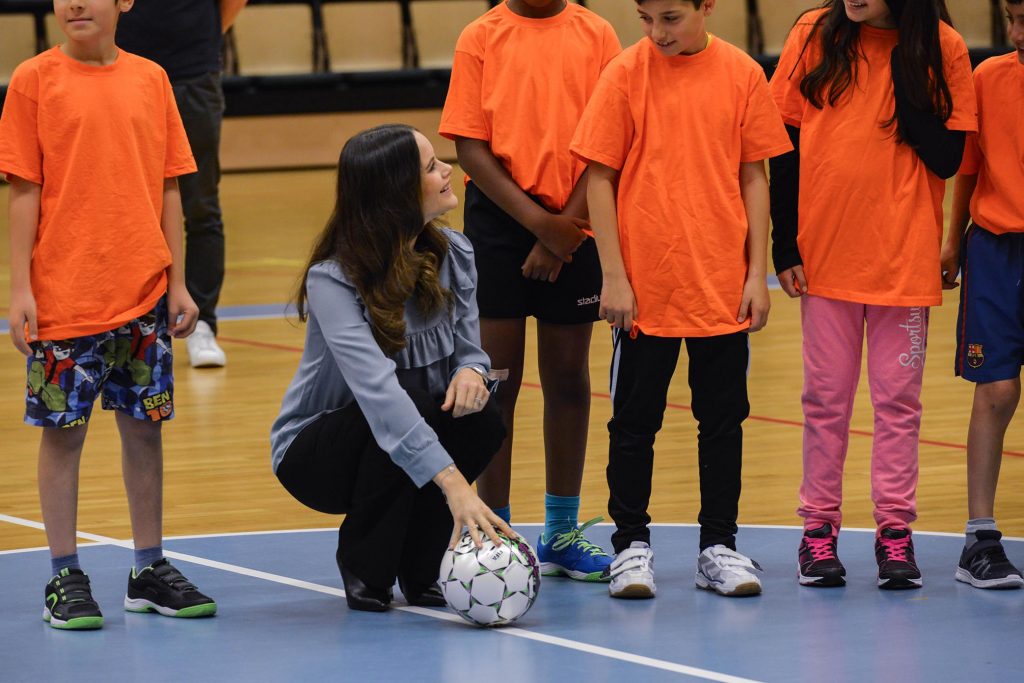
[562,167,590,221]
[161,178,199,338]
[220,0,248,32]
[587,161,635,330]
[890,46,966,180]
[521,168,594,283]
[739,161,771,333]
[455,137,586,262]
[769,124,807,298]
[7,176,40,355]
[940,172,978,289]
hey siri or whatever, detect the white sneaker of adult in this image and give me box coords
[186,320,226,368]
[695,545,763,596]
[608,541,656,599]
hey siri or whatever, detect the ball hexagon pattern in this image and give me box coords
[439,531,540,627]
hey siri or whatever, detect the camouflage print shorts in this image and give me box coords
[24,297,175,428]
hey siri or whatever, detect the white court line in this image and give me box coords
[0,513,763,683]
[4,516,1020,548]
[4,516,1020,547]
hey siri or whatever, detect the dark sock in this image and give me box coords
[134,546,164,573]
[50,553,80,578]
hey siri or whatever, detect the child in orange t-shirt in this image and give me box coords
[439,0,620,582]
[768,0,977,590]
[571,0,791,599]
[0,0,215,629]
[938,0,1024,590]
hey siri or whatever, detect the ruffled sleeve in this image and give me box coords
[307,262,452,487]
[391,319,456,369]
[443,229,491,381]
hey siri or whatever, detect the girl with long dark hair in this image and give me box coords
[768,0,977,590]
[270,124,512,612]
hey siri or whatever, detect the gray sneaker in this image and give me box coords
[696,545,763,596]
[608,541,656,599]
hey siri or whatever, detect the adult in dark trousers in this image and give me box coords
[118,0,248,368]
[271,125,515,612]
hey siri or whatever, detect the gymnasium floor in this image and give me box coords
[2,523,1023,681]
[2,169,1024,680]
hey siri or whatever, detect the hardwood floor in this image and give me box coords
[2,167,1022,552]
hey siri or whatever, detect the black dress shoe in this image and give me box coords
[398,578,446,607]
[339,564,392,612]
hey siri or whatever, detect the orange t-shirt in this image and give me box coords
[0,47,196,340]
[439,2,621,211]
[958,52,1024,235]
[570,37,792,338]
[770,10,978,306]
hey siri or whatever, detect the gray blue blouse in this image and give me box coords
[269,229,490,487]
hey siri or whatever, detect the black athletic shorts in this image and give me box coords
[463,181,601,324]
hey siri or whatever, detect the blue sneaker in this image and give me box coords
[537,517,612,582]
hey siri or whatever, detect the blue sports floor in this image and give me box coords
[2,522,1023,682]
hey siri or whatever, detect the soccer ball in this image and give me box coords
[438,531,540,627]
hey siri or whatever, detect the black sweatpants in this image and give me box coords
[276,390,506,588]
[172,72,225,332]
[607,329,750,553]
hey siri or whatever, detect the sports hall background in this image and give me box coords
[1,2,1022,681]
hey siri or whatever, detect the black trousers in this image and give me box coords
[171,72,225,332]
[607,329,750,553]
[276,390,505,588]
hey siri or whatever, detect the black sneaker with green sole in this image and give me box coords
[124,558,217,618]
[44,568,104,630]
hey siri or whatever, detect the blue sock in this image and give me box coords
[544,493,580,540]
[134,546,164,572]
[51,553,80,577]
[491,505,511,525]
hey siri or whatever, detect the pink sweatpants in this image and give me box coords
[799,295,928,532]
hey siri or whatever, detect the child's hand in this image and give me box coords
[778,265,807,298]
[534,214,587,262]
[8,287,37,356]
[939,241,960,289]
[600,277,637,330]
[167,285,199,338]
[442,367,489,418]
[521,241,564,282]
[738,277,770,332]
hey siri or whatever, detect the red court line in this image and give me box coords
[218,336,1024,458]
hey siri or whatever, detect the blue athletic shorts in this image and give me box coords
[24,297,175,428]
[955,225,1024,383]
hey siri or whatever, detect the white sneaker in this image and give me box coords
[695,545,763,596]
[608,541,656,599]
[186,320,226,368]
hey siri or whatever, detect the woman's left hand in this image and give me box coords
[442,367,489,418]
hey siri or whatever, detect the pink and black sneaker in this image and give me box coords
[875,527,923,590]
[798,523,846,587]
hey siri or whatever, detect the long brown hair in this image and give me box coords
[296,124,452,356]
[796,0,955,140]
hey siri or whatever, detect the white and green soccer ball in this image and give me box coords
[439,531,540,627]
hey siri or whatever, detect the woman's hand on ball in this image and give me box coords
[434,466,516,548]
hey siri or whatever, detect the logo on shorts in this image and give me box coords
[967,343,985,369]
[142,390,173,421]
[577,294,600,307]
